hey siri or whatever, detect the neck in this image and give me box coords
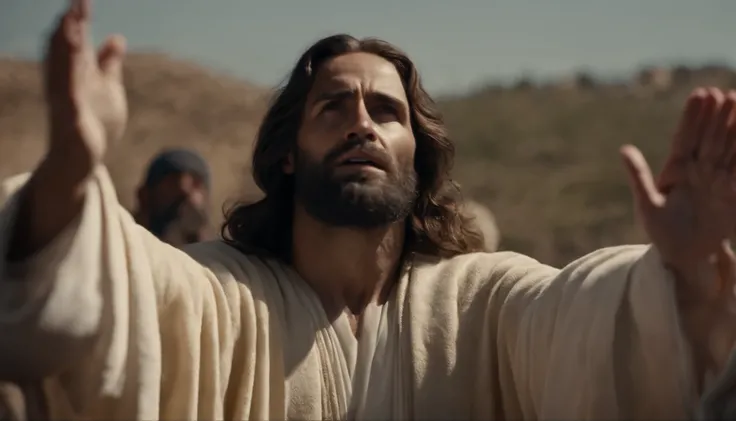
[291,204,407,318]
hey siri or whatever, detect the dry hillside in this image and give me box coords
[0,53,270,222]
[1,54,735,266]
[441,66,736,265]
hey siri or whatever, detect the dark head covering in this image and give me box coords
[143,148,211,190]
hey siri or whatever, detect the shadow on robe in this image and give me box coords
[0,174,49,420]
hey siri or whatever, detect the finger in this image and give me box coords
[69,0,91,20]
[695,88,724,161]
[97,35,127,80]
[45,14,68,70]
[701,89,731,163]
[715,241,736,295]
[621,145,664,217]
[658,90,708,191]
[44,13,75,100]
[671,88,707,160]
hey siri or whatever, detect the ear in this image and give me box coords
[282,151,295,174]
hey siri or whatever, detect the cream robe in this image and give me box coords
[0,166,730,420]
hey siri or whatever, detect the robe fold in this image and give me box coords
[0,172,47,421]
[0,166,730,420]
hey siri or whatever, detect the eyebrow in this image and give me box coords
[311,89,354,106]
[311,89,407,110]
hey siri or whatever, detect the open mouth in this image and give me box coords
[338,157,383,169]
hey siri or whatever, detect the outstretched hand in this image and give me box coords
[621,88,736,301]
[45,0,127,172]
[6,0,128,261]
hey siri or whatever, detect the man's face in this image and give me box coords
[288,52,418,228]
[143,171,209,244]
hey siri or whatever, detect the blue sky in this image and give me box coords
[2,1,734,94]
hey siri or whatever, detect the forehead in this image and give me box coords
[307,52,408,102]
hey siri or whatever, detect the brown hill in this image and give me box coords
[1,54,735,266]
[441,65,736,265]
[0,53,270,222]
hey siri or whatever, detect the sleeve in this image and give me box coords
[490,245,704,420]
[0,167,234,420]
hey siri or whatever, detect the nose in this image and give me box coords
[178,173,207,207]
[345,99,377,142]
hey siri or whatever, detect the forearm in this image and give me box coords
[6,146,91,262]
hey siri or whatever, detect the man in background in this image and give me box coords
[134,148,213,246]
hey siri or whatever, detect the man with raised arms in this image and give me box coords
[2,1,736,419]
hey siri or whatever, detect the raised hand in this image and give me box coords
[621,88,736,299]
[45,0,127,173]
[6,0,128,260]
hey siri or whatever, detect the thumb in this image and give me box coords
[620,145,664,216]
[97,34,126,81]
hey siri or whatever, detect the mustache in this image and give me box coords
[323,136,392,167]
[149,196,208,237]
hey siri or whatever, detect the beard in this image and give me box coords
[149,197,209,246]
[293,142,418,228]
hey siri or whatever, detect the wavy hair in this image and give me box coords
[222,34,485,261]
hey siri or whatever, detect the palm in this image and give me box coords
[648,166,736,266]
[45,0,127,164]
[622,89,736,275]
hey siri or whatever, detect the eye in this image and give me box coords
[372,103,400,121]
[320,100,340,112]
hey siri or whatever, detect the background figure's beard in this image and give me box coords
[149,197,209,246]
[293,145,418,228]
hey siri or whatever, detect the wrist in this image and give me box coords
[667,256,736,377]
[47,111,103,178]
[665,256,721,306]
[6,155,88,262]
[45,142,94,189]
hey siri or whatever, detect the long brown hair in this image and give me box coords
[222,34,485,261]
